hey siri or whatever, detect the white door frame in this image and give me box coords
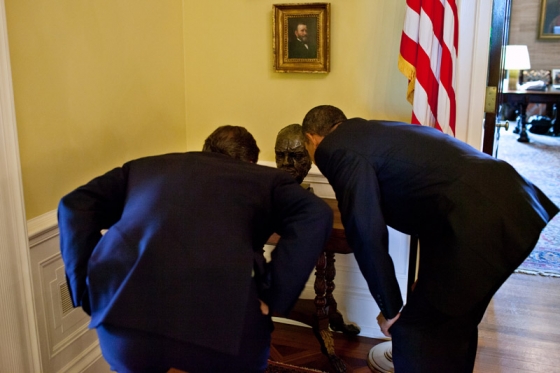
[456,0,494,149]
[0,0,42,370]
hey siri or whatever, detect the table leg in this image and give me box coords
[517,102,530,142]
[325,252,361,335]
[312,252,347,373]
[313,252,328,320]
[552,103,559,136]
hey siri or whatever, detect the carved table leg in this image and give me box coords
[313,252,347,373]
[313,252,328,321]
[325,252,361,336]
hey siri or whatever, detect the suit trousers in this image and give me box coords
[96,281,273,373]
[389,281,494,373]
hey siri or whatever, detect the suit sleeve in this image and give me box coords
[317,147,403,319]
[57,166,128,313]
[266,176,333,316]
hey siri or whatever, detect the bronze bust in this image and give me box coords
[274,123,312,184]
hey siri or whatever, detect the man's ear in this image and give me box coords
[305,132,314,145]
[305,133,323,147]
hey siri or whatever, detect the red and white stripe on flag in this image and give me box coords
[398,0,458,136]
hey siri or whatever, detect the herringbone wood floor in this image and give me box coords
[269,273,560,373]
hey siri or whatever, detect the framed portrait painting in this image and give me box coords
[552,69,560,88]
[539,0,560,39]
[273,3,330,73]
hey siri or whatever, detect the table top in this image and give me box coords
[503,87,560,96]
[323,198,344,231]
[267,198,352,254]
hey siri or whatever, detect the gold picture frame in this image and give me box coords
[552,69,560,88]
[539,0,560,39]
[272,3,330,73]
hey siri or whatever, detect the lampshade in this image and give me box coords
[504,45,531,70]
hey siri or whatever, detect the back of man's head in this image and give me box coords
[302,105,347,137]
[202,125,260,163]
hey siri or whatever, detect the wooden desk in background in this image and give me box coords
[502,88,560,142]
[267,198,360,373]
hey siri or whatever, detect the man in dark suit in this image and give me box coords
[288,21,316,59]
[301,105,559,372]
[58,125,333,373]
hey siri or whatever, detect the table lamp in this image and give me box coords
[504,45,531,91]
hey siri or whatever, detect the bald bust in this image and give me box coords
[275,124,312,184]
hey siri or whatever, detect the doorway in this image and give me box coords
[487,0,560,276]
[484,0,560,154]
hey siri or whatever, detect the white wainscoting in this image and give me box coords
[27,212,111,373]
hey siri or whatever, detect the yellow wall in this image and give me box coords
[6,0,186,219]
[184,1,411,159]
[7,0,411,219]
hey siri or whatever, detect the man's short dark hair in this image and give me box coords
[302,105,347,138]
[202,125,260,163]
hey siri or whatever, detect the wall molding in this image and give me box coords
[58,341,103,373]
[28,212,107,372]
[28,210,58,245]
[258,161,335,199]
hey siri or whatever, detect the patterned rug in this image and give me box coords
[496,128,560,277]
[266,360,327,373]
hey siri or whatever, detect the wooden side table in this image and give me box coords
[268,198,359,373]
[502,88,560,142]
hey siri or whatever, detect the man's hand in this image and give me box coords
[377,312,400,337]
[259,300,269,315]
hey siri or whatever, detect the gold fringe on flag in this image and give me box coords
[398,54,416,105]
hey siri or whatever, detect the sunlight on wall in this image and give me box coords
[6,0,186,218]
[183,1,411,160]
[5,0,412,218]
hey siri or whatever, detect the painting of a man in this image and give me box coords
[288,18,317,59]
[543,0,560,34]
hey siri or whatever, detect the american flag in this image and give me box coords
[398,0,458,136]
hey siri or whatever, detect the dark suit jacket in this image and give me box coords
[315,119,559,318]
[58,151,332,355]
[288,39,316,59]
